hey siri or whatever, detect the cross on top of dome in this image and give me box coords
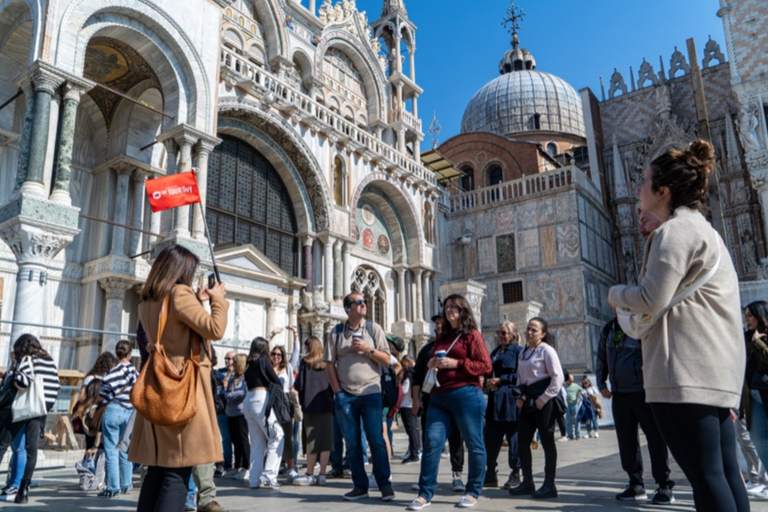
[499,1,536,74]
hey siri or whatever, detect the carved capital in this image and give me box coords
[0,223,75,266]
[99,277,134,300]
[30,68,64,95]
[61,82,85,103]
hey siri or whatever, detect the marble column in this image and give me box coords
[422,270,432,320]
[397,127,406,155]
[323,237,334,303]
[22,69,64,197]
[14,83,35,192]
[342,243,350,297]
[265,299,277,340]
[130,171,147,255]
[111,166,132,256]
[396,267,406,321]
[409,46,416,82]
[192,139,217,239]
[309,0,316,14]
[413,267,423,321]
[173,134,196,235]
[162,139,179,236]
[99,278,133,354]
[303,236,314,291]
[50,83,84,205]
[333,240,343,300]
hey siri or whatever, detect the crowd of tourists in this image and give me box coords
[0,139,761,512]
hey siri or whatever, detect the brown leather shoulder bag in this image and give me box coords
[130,293,199,427]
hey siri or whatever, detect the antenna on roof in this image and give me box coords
[429,112,442,149]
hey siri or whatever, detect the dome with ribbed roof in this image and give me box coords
[461,39,585,138]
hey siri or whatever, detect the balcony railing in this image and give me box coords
[220,47,436,188]
[449,165,601,213]
[391,109,422,132]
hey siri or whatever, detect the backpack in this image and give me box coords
[268,382,293,424]
[333,321,402,411]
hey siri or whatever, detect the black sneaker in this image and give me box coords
[616,485,647,501]
[343,487,369,501]
[1,486,18,496]
[401,457,421,465]
[381,486,395,501]
[651,487,675,504]
[328,468,345,478]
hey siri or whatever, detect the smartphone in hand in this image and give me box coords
[208,273,217,289]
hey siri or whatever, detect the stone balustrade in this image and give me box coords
[449,165,601,213]
[390,108,422,132]
[220,47,437,188]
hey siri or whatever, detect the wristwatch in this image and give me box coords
[369,348,375,357]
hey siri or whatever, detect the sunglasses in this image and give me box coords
[351,299,367,306]
[270,352,283,357]
[497,331,510,336]
[224,357,233,361]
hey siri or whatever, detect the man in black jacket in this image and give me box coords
[597,315,675,504]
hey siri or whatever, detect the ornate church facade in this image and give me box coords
[436,0,768,371]
[0,0,439,370]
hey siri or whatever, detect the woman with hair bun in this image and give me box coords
[608,140,747,512]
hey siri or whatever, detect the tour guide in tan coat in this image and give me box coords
[128,243,229,511]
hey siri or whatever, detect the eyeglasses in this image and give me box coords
[270,352,282,358]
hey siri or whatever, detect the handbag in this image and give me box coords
[12,356,48,422]
[421,334,462,394]
[617,241,721,339]
[130,293,200,427]
[82,379,133,435]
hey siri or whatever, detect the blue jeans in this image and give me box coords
[102,403,133,492]
[566,403,581,438]
[418,386,487,500]
[334,391,390,490]
[749,390,768,470]
[8,428,26,487]
[217,413,232,468]
[331,413,368,471]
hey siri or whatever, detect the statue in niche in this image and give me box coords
[739,105,761,152]
[334,3,344,22]
[654,84,671,117]
[741,227,759,273]
[622,247,638,285]
[318,0,333,23]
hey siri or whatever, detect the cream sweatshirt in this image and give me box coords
[608,207,744,408]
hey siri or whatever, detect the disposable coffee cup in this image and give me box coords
[352,332,364,354]
[435,350,447,358]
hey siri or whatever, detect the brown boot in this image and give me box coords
[197,501,228,512]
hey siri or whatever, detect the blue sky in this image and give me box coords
[354,0,725,150]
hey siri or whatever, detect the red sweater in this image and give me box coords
[431,329,491,394]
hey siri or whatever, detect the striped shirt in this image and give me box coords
[15,356,61,412]
[100,363,139,409]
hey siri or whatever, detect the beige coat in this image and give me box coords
[129,284,229,467]
[608,207,744,409]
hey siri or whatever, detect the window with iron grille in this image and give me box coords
[207,135,298,275]
[502,281,524,304]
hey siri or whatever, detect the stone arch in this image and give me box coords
[251,0,288,64]
[217,104,333,234]
[314,29,389,125]
[0,0,40,62]
[0,0,34,132]
[54,0,213,131]
[222,24,245,51]
[350,173,423,266]
[291,48,313,90]
[108,81,164,164]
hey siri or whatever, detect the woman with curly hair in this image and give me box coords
[743,301,768,477]
[609,140,747,512]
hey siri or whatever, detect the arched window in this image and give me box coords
[533,113,541,130]
[207,135,298,274]
[460,165,474,192]
[488,165,503,186]
[333,156,345,206]
[547,143,558,157]
[352,267,386,327]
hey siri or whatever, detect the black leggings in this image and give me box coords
[400,407,421,457]
[517,399,556,484]
[484,415,519,475]
[227,415,250,469]
[650,403,748,512]
[137,466,192,512]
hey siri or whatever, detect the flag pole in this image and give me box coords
[198,202,221,283]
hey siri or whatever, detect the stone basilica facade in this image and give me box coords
[0,0,439,370]
[0,0,767,374]
[436,0,768,371]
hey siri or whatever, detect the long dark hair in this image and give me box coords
[441,294,478,336]
[140,244,199,302]
[649,139,714,215]
[247,336,270,364]
[13,334,52,362]
[529,317,555,347]
[746,301,768,335]
[87,352,118,377]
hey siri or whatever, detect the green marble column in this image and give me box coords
[50,84,82,203]
[14,84,35,191]
[24,71,62,191]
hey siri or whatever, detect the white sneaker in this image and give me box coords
[292,474,317,486]
[751,489,768,501]
[747,483,766,495]
[234,468,249,480]
[585,433,591,438]
[593,432,599,438]
[407,498,431,510]
[457,495,478,508]
[557,436,569,442]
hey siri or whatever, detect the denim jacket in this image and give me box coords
[596,318,644,394]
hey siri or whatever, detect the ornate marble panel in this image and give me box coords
[477,236,495,275]
[540,225,556,267]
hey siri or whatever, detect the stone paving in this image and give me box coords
[1,428,767,511]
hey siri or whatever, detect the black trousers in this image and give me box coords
[612,391,672,488]
[650,403,748,512]
[484,415,519,475]
[400,407,422,456]
[421,394,463,472]
[517,400,556,484]
[227,415,250,469]
[0,415,44,481]
[555,413,566,437]
[137,466,192,512]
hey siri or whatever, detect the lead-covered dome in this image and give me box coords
[461,46,585,138]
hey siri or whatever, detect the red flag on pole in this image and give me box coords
[146,171,201,213]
